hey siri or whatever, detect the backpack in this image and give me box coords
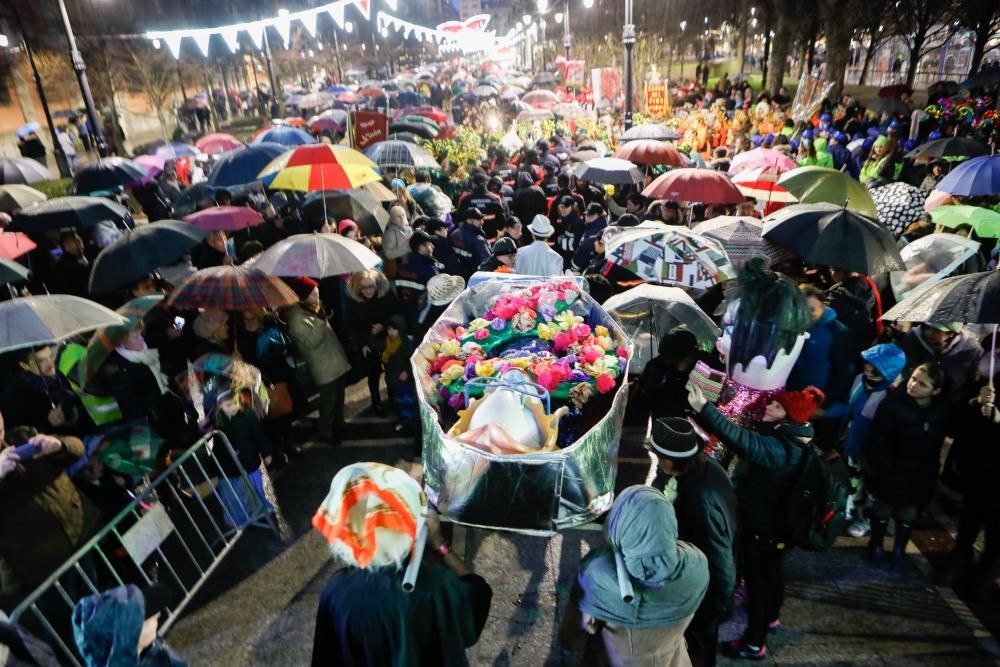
[784,444,849,551]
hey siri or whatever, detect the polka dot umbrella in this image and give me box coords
[869,181,926,238]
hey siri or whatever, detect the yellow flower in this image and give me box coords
[441,365,464,384]
[594,325,610,338]
[537,323,557,341]
[555,310,583,331]
[475,360,495,377]
[439,339,461,356]
[506,357,532,369]
[595,336,615,352]
[582,357,610,377]
[467,318,490,331]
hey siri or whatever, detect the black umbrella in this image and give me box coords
[88,220,209,294]
[172,183,224,218]
[388,121,436,140]
[868,97,910,116]
[530,72,558,89]
[882,270,999,325]
[386,132,421,144]
[300,189,389,235]
[904,137,987,160]
[0,256,29,285]
[71,157,147,194]
[0,157,53,185]
[762,203,904,275]
[9,196,133,233]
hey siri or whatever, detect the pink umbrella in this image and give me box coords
[195,133,243,155]
[183,206,264,231]
[729,148,797,176]
[924,189,958,212]
[134,155,166,180]
[642,168,747,204]
[730,165,784,184]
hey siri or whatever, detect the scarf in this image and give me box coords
[574,486,708,629]
[116,343,168,395]
[382,335,402,364]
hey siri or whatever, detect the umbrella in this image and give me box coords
[762,203,905,275]
[516,109,554,123]
[310,118,343,135]
[553,103,589,120]
[614,140,685,167]
[151,143,199,159]
[88,221,209,294]
[0,232,36,259]
[877,84,913,98]
[251,233,381,278]
[904,137,987,161]
[196,133,243,154]
[387,121,437,139]
[883,270,999,327]
[397,115,440,133]
[190,353,270,420]
[961,66,1000,90]
[281,117,309,128]
[929,204,1000,239]
[924,188,958,212]
[363,180,397,203]
[604,222,735,289]
[501,85,525,100]
[529,72,557,89]
[183,206,264,232]
[642,168,746,204]
[574,158,643,186]
[252,125,317,147]
[71,158,147,194]
[473,85,498,98]
[207,143,288,187]
[0,184,46,213]
[133,155,167,180]
[78,295,165,385]
[730,165,784,184]
[386,132,421,144]
[935,155,1000,197]
[0,256,29,285]
[691,216,778,264]
[620,123,680,142]
[728,147,798,175]
[300,190,389,235]
[359,86,384,98]
[396,92,425,107]
[577,140,610,157]
[603,284,720,374]
[735,180,798,203]
[889,233,980,302]
[778,166,878,217]
[868,97,910,116]
[364,140,440,171]
[257,144,381,193]
[570,149,601,163]
[92,421,165,477]
[0,295,127,354]
[869,182,926,238]
[0,157,53,185]
[311,108,349,126]
[15,122,41,139]
[295,91,335,109]
[167,266,299,311]
[171,183,223,217]
[521,90,559,109]
[9,196,132,233]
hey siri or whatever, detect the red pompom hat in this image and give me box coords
[774,387,825,424]
[286,276,319,301]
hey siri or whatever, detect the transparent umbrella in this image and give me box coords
[890,233,981,302]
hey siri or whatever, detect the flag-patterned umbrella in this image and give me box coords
[257,144,381,192]
[167,266,299,310]
[183,206,264,231]
[869,181,926,238]
[604,222,735,289]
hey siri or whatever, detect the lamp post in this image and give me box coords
[622,0,635,129]
[540,19,547,70]
[560,2,570,60]
[56,0,107,157]
[679,21,686,80]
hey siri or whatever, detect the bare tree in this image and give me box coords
[892,0,958,86]
[954,0,1000,77]
[119,44,179,138]
[31,49,79,107]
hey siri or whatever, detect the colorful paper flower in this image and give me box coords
[571,324,592,340]
[594,325,610,338]
[596,373,616,394]
[511,307,537,333]
[553,332,575,352]
[440,339,461,356]
[448,392,466,409]
[467,318,490,331]
[580,345,603,364]
[555,310,583,331]
[473,328,489,340]
[569,382,595,408]
[475,360,495,377]
[537,322,558,341]
[441,363,465,385]
[616,346,630,359]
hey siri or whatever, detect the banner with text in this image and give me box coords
[644,83,670,118]
[351,111,389,151]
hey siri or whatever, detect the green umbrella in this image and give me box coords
[94,420,164,477]
[0,256,29,284]
[778,166,878,217]
[78,294,165,387]
[0,184,47,213]
[929,204,1000,239]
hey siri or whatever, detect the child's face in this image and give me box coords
[219,398,240,417]
[906,367,940,401]
[387,326,400,339]
[862,363,884,383]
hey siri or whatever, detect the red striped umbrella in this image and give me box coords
[642,168,746,204]
[614,140,686,167]
[257,144,380,192]
[167,266,299,310]
[184,206,264,231]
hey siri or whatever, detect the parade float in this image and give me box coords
[412,276,633,534]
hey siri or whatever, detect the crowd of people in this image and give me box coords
[1,57,999,666]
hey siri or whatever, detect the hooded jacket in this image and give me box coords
[900,326,983,401]
[787,306,856,402]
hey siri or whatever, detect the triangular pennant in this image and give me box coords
[192,31,212,57]
[352,0,370,21]
[246,22,265,50]
[273,17,291,47]
[219,27,241,53]
[302,10,319,37]
[383,0,398,9]
[163,34,184,59]
[328,3,346,28]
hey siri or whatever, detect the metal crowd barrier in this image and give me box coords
[8,431,279,666]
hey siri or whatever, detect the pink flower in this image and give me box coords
[537,371,560,392]
[616,346,630,359]
[474,328,489,340]
[493,302,520,320]
[553,331,574,352]
[581,345,603,364]
[572,324,592,339]
[596,373,617,394]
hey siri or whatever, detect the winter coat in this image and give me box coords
[571,216,608,273]
[695,404,810,540]
[0,437,104,596]
[346,291,402,354]
[286,304,350,386]
[950,390,1000,508]
[512,185,549,229]
[831,375,899,460]
[0,368,92,436]
[900,327,983,400]
[865,391,950,507]
[395,253,440,334]
[381,222,413,262]
[310,562,492,667]
[449,223,491,279]
[787,306,856,403]
[102,351,164,423]
[431,235,462,277]
[214,409,273,479]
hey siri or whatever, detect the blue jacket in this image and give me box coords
[829,144,857,178]
[787,307,854,400]
[449,223,491,279]
[571,216,607,273]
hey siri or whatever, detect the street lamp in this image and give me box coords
[679,21,687,80]
[622,0,635,129]
[55,0,107,156]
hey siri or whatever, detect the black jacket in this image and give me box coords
[214,409,273,478]
[865,391,950,507]
[103,352,164,423]
[696,403,810,540]
[512,185,549,229]
[346,292,402,354]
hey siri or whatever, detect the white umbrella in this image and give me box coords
[0,295,127,354]
[252,233,381,278]
[889,233,981,302]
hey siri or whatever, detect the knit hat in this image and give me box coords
[650,418,701,461]
[774,387,825,424]
[492,237,517,257]
[338,219,359,235]
[287,276,319,301]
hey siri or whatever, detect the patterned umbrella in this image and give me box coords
[167,266,299,310]
[257,144,381,192]
[0,232,36,259]
[574,157,644,185]
[183,206,264,232]
[79,295,165,385]
[691,216,779,264]
[196,133,243,155]
[642,168,746,204]
[89,221,208,294]
[553,103,589,120]
[614,140,685,167]
[151,143,199,159]
[778,166,878,217]
[604,222,735,289]
[0,295,127,354]
[190,353,269,420]
[9,196,132,233]
[0,184,46,213]
[521,90,559,109]
[0,256,29,284]
[364,140,440,170]
[730,165,784,184]
[71,157,147,194]
[252,233,381,278]
[735,181,798,203]
[252,125,317,147]
[869,182,926,238]
[0,157,53,185]
[935,155,1000,197]
[620,123,680,143]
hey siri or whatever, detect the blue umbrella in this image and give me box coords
[252,126,316,147]
[207,142,288,187]
[151,142,199,159]
[326,85,349,94]
[396,91,424,106]
[935,155,1000,197]
[15,122,41,139]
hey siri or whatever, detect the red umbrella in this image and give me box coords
[407,106,448,124]
[167,266,299,310]
[614,140,686,167]
[0,231,36,259]
[642,168,747,204]
[195,133,242,155]
[184,206,264,231]
[336,92,359,104]
[359,87,384,98]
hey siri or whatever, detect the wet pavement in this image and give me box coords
[166,385,1000,666]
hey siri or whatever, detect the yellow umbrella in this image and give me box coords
[257,144,380,192]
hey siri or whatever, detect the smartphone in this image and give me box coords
[11,443,42,460]
[173,316,186,329]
